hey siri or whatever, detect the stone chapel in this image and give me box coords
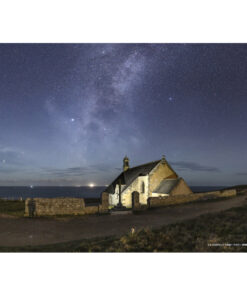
[105,155,192,208]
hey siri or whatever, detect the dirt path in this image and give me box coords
[0,194,247,247]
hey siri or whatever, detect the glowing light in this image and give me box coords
[30,185,34,189]
[89,183,95,188]
[70,118,75,122]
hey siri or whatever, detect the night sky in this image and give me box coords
[0,43,246,186]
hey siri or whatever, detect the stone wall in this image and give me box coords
[170,178,193,196]
[148,162,177,196]
[121,175,149,207]
[24,192,109,217]
[148,189,237,208]
[24,188,238,215]
[109,184,126,207]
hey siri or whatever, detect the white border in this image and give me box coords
[0,1,247,296]
[1,253,247,296]
[0,0,246,42]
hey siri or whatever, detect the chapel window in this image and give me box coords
[141,181,145,193]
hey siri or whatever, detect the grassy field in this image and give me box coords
[0,199,25,217]
[1,203,247,252]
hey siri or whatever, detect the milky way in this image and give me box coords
[0,44,246,186]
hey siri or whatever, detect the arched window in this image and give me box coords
[141,181,145,193]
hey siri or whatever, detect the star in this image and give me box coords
[0,43,246,187]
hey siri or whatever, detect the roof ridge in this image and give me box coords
[127,159,160,171]
[105,158,164,194]
[163,177,181,181]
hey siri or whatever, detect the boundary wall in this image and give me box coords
[24,192,109,217]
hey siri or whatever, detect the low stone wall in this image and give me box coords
[24,188,237,216]
[148,189,237,208]
[24,192,109,217]
[195,189,237,200]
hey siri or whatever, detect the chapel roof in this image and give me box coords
[105,160,160,194]
[153,178,181,194]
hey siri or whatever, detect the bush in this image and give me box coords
[0,200,25,216]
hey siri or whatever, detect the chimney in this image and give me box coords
[123,156,129,171]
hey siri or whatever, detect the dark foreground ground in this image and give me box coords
[0,188,247,252]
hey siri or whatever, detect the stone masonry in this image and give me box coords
[24,192,109,217]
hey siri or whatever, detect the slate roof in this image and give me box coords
[105,160,160,194]
[153,178,181,194]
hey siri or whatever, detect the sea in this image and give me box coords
[0,186,227,200]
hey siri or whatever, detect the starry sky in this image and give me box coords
[0,43,246,186]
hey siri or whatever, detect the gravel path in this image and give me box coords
[0,194,246,247]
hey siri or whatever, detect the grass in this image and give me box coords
[1,203,247,252]
[69,205,247,252]
[0,199,25,217]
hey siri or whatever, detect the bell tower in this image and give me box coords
[161,155,166,164]
[123,156,129,171]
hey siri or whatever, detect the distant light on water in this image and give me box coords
[30,185,34,189]
[88,183,95,188]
